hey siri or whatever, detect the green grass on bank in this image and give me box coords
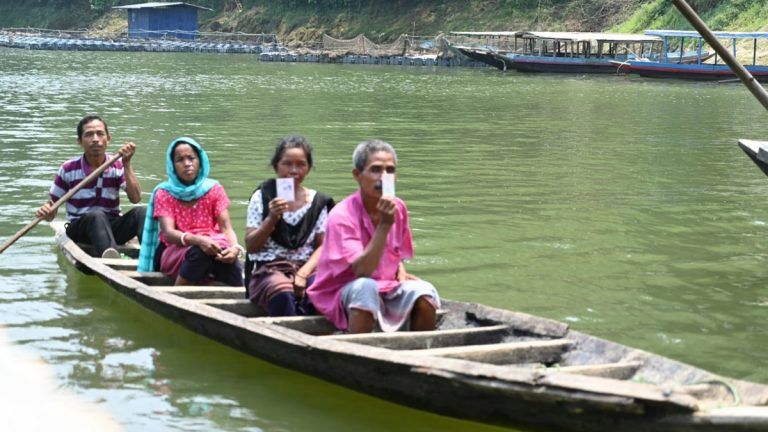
[614,0,768,33]
[0,0,103,30]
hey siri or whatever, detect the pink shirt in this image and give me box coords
[307,190,413,330]
[153,183,230,245]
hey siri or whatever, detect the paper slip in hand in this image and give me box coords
[381,173,396,196]
[276,178,295,202]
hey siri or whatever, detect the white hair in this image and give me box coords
[353,139,397,171]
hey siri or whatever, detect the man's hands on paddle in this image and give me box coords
[118,142,136,165]
[34,142,136,223]
[36,200,57,221]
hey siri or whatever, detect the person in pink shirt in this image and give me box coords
[307,139,440,333]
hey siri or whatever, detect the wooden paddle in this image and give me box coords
[0,152,123,254]
[671,0,768,110]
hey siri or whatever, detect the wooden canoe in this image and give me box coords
[49,221,768,431]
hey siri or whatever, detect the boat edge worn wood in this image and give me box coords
[49,221,768,431]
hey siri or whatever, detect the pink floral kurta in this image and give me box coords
[153,183,231,277]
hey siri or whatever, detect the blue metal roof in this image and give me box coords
[645,29,768,39]
[113,2,212,11]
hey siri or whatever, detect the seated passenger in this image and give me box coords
[245,136,334,316]
[307,139,440,333]
[36,114,146,258]
[137,137,243,286]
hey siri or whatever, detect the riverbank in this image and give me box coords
[1,1,766,47]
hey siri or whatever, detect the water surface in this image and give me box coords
[1,47,768,431]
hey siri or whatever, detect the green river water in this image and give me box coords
[1,47,768,431]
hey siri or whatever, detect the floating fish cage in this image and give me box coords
[0,33,269,54]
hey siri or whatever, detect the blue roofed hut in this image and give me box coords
[113,2,213,40]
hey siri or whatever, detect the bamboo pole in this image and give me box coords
[0,152,122,254]
[671,0,768,111]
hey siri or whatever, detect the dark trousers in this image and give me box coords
[179,246,244,286]
[65,207,146,257]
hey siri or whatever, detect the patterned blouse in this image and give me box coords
[153,183,230,245]
[246,188,328,265]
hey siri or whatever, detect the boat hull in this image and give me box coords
[504,55,622,74]
[49,223,768,432]
[456,47,508,70]
[624,61,768,82]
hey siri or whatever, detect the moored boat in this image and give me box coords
[49,221,768,431]
[490,32,662,73]
[619,30,768,82]
[442,31,521,69]
[456,46,508,69]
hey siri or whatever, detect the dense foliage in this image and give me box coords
[1,0,767,40]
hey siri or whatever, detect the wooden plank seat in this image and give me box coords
[251,315,338,335]
[152,286,245,299]
[405,339,574,365]
[528,361,643,380]
[321,324,512,350]
[78,242,140,258]
[249,309,449,337]
[120,271,234,287]
[120,270,174,286]
[98,257,139,270]
[195,298,265,317]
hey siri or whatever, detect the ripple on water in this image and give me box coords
[0,301,67,325]
[101,348,157,382]
[4,325,78,343]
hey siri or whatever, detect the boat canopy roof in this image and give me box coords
[449,31,522,37]
[645,29,768,39]
[522,31,660,43]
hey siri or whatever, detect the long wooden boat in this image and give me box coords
[443,32,521,70]
[50,221,768,431]
[618,30,768,82]
[619,60,768,82]
[488,32,662,74]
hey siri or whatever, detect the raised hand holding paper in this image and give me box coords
[276,178,295,202]
[381,173,395,196]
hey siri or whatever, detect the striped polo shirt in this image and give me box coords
[49,153,126,221]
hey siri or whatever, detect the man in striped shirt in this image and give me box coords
[36,115,146,258]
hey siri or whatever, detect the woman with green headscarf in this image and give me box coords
[137,137,244,286]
